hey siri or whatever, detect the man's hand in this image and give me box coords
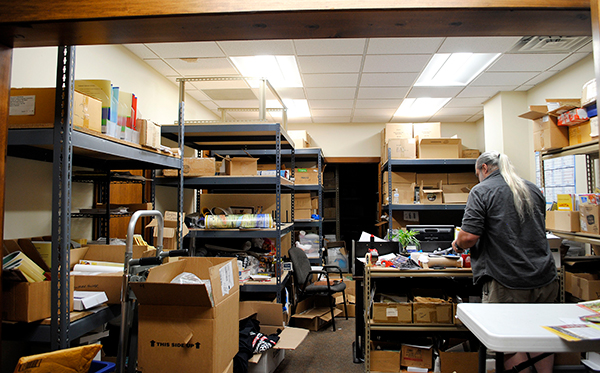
[452,240,464,253]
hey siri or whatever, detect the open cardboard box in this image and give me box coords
[145,211,190,251]
[240,301,308,373]
[132,257,240,373]
[70,244,155,304]
[291,295,342,331]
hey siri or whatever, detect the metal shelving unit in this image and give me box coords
[161,79,296,302]
[5,46,181,350]
[382,155,477,237]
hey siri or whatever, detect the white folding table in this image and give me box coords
[457,303,600,373]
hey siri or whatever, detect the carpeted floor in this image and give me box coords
[273,318,364,373]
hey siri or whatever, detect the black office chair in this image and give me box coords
[289,245,348,331]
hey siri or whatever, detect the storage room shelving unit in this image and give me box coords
[363,266,474,373]
[323,164,341,241]
[381,155,477,237]
[158,77,295,302]
[4,46,181,349]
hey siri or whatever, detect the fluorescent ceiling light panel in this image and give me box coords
[415,53,500,86]
[268,99,311,118]
[230,55,303,88]
[394,97,450,118]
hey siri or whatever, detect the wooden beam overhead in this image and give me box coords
[0,6,592,48]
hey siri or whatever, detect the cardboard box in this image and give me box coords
[569,273,600,300]
[383,183,415,205]
[401,344,433,369]
[412,290,453,324]
[416,173,448,187]
[569,120,593,146]
[225,157,258,176]
[442,184,471,204]
[546,210,580,232]
[295,193,312,209]
[419,181,443,205]
[383,172,416,185]
[371,341,402,372]
[199,194,292,223]
[413,122,441,139]
[391,211,420,229]
[418,138,461,159]
[133,257,240,373]
[579,204,600,234]
[294,168,322,185]
[383,123,413,142]
[288,130,313,149]
[532,115,569,151]
[2,277,74,322]
[70,244,154,304]
[372,296,412,323]
[9,88,102,132]
[163,157,216,177]
[383,138,417,160]
[138,119,162,149]
[335,280,355,317]
[447,172,478,185]
[295,209,312,220]
[145,211,190,251]
[462,149,480,159]
[439,343,479,373]
[291,296,342,331]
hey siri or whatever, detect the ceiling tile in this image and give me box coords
[438,37,522,53]
[309,100,354,109]
[143,59,180,75]
[363,55,430,73]
[445,97,487,107]
[406,86,463,98]
[355,99,402,109]
[298,56,363,73]
[367,38,444,55]
[204,89,256,100]
[144,42,224,58]
[353,116,393,123]
[217,40,295,56]
[457,86,515,98]
[212,100,260,108]
[287,116,313,124]
[549,53,591,71]
[436,107,482,116]
[487,54,568,72]
[360,73,418,87]
[303,74,359,88]
[469,113,484,122]
[354,108,397,116]
[471,72,537,86]
[294,39,366,55]
[357,87,409,99]
[255,87,307,100]
[163,58,238,76]
[429,114,473,122]
[190,79,250,90]
[187,89,211,101]
[306,87,357,100]
[312,117,352,123]
[525,71,558,86]
[311,109,353,117]
[199,100,219,110]
[123,44,158,59]
[577,42,593,53]
[515,85,535,91]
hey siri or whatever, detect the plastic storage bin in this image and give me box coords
[89,360,116,373]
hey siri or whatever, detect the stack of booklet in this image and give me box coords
[2,251,47,282]
[543,300,600,341]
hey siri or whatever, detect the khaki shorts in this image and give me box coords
[482,278,559,303]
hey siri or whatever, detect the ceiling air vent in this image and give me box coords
[509,36,591,54]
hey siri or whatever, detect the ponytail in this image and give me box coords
[476,151,534,221]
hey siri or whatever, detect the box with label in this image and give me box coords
[418,138,461,159]
[462,149,480,159]
[383,123,413,142]
[413,122,441,139]
[546,210,580,232]
[9,88,102,133]
[579,204,600,234]
[569,120,593,146]
[294,168,322,185]
[163,157,216,177]
[225,157,258,176]
[382,138,417,160]
[419,181,443,205]
[372,293,412,323]
[401,344,433,369]
[132,257,240,373]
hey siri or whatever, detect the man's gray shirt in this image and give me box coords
[461,170,557,289]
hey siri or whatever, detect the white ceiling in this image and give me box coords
[123,36,593,124]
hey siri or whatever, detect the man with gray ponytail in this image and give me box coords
[452,150,558,373]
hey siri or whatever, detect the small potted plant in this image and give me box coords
[389,229,420,253]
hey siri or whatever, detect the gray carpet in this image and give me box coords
[273,318,364,373]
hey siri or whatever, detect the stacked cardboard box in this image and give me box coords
[163,157,216,177]
[295,193,313,220]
